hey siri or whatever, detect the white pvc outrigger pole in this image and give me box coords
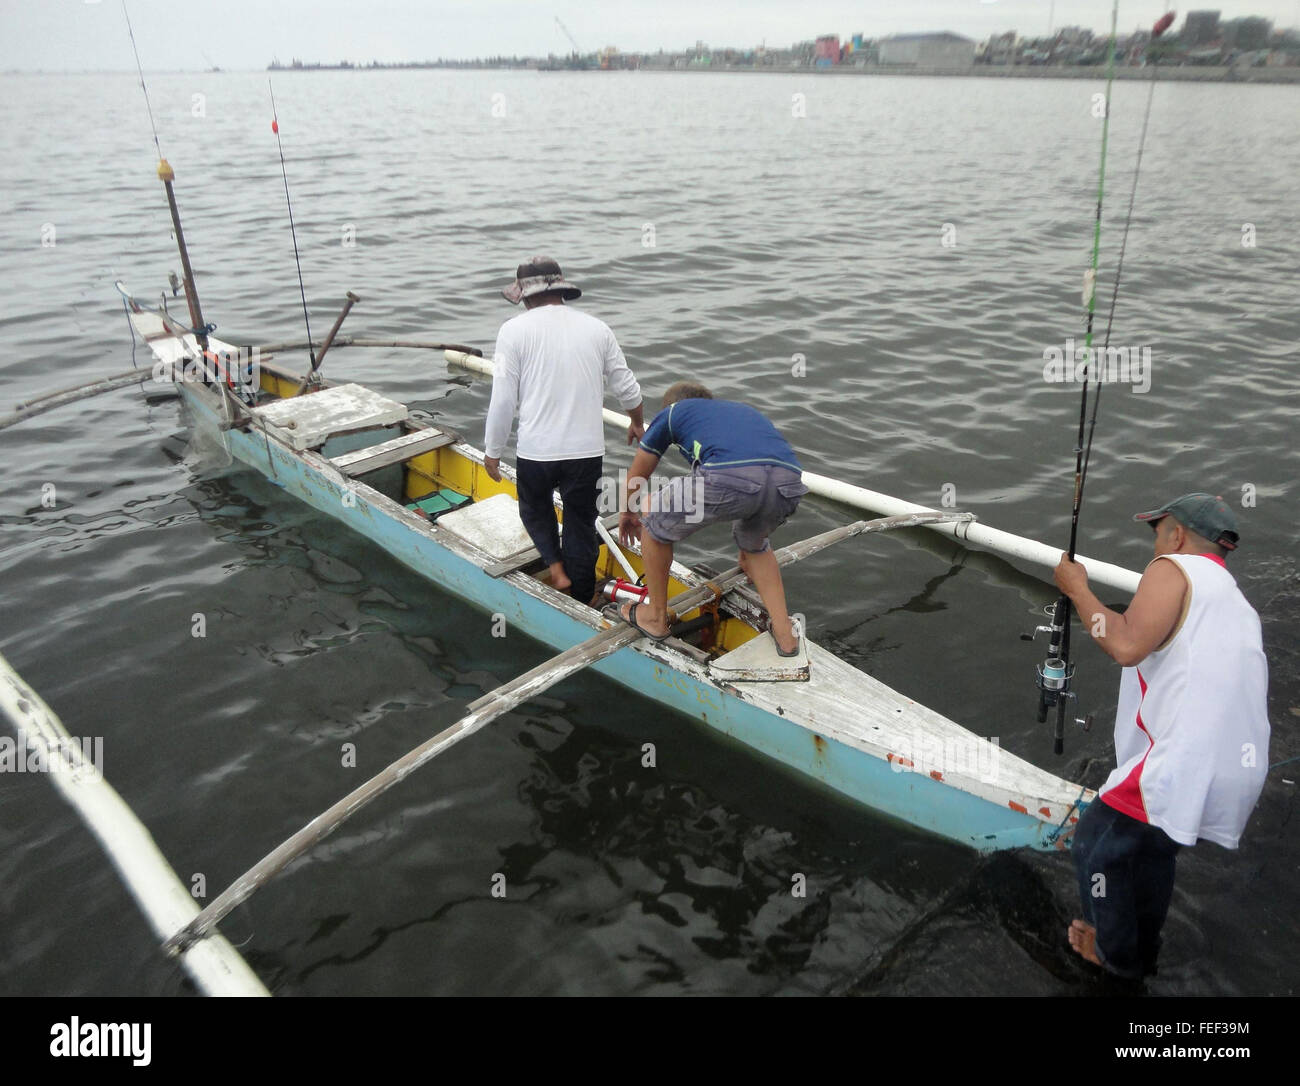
[443,350,1143,595]
[0,653,269,996]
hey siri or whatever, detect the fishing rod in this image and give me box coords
[268,80,355,398]
[123,0,252,423]
[1024,5,1173,755]
[266,80,363,396]
[124,0,207,354]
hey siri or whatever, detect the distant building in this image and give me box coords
[814,35,840,66]
[981,31,1018,65]
[878,31,975,67]
[1183,11,1222,46]
[1223,17,1272,51]
[1056,26,1094,46]
[791,39,817,66]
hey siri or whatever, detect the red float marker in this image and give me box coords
[1153,11,1175,37]
[271,119,279,134]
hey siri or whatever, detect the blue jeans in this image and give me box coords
[1072,799,1181,978]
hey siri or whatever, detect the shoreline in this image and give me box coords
[594,64,1300,84]
[264,63,1300,85]
[8,65,1300,85]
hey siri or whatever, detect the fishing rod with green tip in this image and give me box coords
[1022,5,1173,755]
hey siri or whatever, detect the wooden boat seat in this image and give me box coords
[252,383,408,451]
[435,493,536,564]
[330,428,455,477]
[436,494,621,578]
[481,511,623,578]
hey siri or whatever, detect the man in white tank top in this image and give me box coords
[1053,493,1270,980]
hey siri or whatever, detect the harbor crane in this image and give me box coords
[555,16,582,57]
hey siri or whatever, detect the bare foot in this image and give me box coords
[1067,919,1102,966]
[619,600,670,638]
[547,561,571,593]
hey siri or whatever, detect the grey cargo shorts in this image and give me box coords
[642,464,808,554]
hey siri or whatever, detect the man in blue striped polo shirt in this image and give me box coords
[617,382,808,655]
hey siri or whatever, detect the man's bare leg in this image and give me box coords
[739,547,798,654]
[1067,919,1102,966]
[619,533,673,637]
[547,561,571,593]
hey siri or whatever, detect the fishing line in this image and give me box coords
[122,1,162,160]
[1067,0,1120,563]
[121,0,159,373]
[1029,3,1169,754]
[268,79,317,372]
[1077,43,1164,522]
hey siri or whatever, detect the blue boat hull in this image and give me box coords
[182,384,1082,853]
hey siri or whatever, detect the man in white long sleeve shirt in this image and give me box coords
[484,257,645,604]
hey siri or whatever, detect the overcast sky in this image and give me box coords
[3,1,1298,70]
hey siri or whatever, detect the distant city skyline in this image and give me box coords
[2,0,1299,71]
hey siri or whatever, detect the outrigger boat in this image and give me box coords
[1,189,1138,984]
[115,282,1094,869]
[0,166,1138,975]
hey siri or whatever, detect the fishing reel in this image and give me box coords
[1021,597,1094,755]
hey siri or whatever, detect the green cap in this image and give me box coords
[1134,492,1239,551]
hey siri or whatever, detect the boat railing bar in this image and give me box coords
[254,337,484,357]
[444,350,1142,596]
[163,511,970,956]
[0,652,268,996]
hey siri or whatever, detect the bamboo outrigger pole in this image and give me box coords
[0,369,155,432]
[163,511,970,956]
[444,350,1143,595]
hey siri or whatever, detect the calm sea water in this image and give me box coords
[0,69,1296,996]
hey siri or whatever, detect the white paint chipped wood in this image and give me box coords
[709,631,810,682]
[251,383,407,451]
[435,492,535,561]
[330,428,454,476]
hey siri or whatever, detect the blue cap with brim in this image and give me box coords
[1134,492,1240,550]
